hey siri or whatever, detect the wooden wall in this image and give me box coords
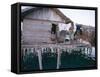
[22,19,53,45]
[22,8,70,45]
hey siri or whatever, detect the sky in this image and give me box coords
[59,8,95,27]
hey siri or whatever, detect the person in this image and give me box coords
[74,24,83,43]
[69,23,74,43]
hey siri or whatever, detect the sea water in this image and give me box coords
[21,47,96,71]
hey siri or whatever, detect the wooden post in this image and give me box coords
[89,47,92,57]
[22,48,26,61]
[83,47,85,55]
[57,48,61,69]
[37,48,43,70]
[27,48,30,55]
[81,47,85,55]
[85,47,88,55]
[87,47,89,56]
[23,48,26,57]
[50,47,53,53]
[30,48,34,53]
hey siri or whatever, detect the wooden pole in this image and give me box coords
[83,47,85,55]
[57,48,61,69]
[30,48,33,53]
[87,47,89,56]
[37,48,43,70]
[22,48,26,61]
[89,47,92,57]
[23,48,25,57]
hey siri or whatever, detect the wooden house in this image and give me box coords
[21,7,74,45]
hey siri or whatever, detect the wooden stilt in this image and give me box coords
[27,48,30,55]
[83,47,85,55]
[22,48,26,61]
[86,47,88,55]
[57,48,61,69]
[50,47,53,53]
[30,48,33,53]
[87,47,89,56]
[23,48,26,57]
[37,48,43,70]
[89,47,92,57]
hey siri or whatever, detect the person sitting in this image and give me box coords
[74,24,83,43]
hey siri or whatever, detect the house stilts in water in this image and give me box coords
[21,7,94,70]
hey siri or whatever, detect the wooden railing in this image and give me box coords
[21,43,94,70]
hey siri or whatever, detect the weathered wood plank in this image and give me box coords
[24,8,65,22]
